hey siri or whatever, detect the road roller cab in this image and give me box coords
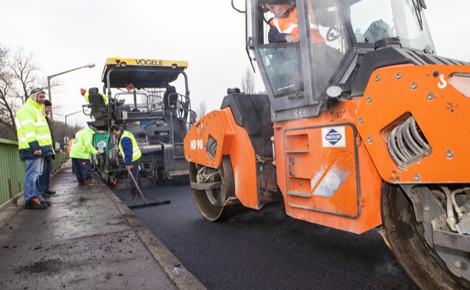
[184,1,470,289]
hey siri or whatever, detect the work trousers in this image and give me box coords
[72,158,92,183]
[128,160,140,193]
[24,157,45,204]
[39,158,53,193]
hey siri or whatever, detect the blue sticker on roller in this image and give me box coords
[325,129,342,146]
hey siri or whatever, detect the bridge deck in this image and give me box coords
[0,161,202,290]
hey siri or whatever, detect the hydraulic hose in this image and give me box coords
[451,187,470,219]
[442,186,461,234]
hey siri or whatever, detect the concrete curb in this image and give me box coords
[97,178,207,290]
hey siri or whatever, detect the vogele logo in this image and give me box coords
[325,129,342,145]
[135,59,163,66]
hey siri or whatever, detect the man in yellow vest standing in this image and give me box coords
[15,88,54,209]
[110,125,142,198]
[69,126,100,186]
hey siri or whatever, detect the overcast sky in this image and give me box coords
[1,0,469,126]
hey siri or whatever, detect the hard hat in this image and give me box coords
[80,88,86,95]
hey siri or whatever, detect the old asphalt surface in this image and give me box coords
[0,161,205,290]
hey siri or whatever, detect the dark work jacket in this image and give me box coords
[46,116,56,160]
[268,25,289,43]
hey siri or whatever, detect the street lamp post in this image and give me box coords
[47,63,95,121]
[64,110,82,150]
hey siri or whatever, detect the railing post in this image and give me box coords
[8,179,12,200]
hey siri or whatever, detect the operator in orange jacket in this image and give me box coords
[265,0,325,44]
[68,134,75,154]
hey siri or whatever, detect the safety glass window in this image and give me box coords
[257,1,304,98]
[349,0,434,51]
[308,0,349,97]
[258,45,303,98]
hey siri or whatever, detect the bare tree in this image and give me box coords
[241,67,256,94]
[196,100,207,120]
[0,45,54,141]
[9,48,41,104]
[51,120,83,151]
[0,45,18,140]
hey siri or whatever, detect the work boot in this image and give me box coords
[41,200,52,206]
[41,192,51,198]
[24,198,47,210]
[126,189,139,200]
[78,181,86,186]
[126,193,139,200]
[44,190,56,195]
[131,189,140,198]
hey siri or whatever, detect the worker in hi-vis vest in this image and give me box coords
[69,126,100,186]
[110,124,142,198]
[265,0,325,44]
[80,88,108,105]
[15,88,54,209]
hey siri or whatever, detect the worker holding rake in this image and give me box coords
[110,125,142,198]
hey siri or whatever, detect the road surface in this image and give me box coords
[113,183,418,290]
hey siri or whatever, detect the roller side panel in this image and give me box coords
[184,108,260,209]
[274,99,383,234]
[355,64,470,184]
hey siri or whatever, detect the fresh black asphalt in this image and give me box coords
[113,183,419,290]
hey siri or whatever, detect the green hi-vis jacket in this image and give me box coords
[15,98,54,161]
[69,127,98,159]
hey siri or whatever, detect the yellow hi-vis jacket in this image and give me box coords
[15,98,54,161]
[69,127,98,159]
[82,90,108,105]
[118,130,142,165]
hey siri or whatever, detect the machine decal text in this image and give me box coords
[135,59,164,66]
[190,139,204,150]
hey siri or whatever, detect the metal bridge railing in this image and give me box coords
[0,138,66,209]
[0,138,26,208]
